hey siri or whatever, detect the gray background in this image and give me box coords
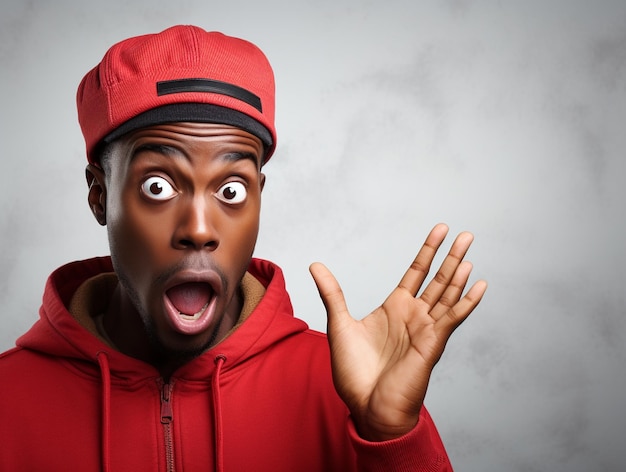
[1,1,625,470]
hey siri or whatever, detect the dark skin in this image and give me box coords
[86,123,265,378]
[87,121,487,440]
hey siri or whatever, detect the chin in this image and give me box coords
[145,321,219,365]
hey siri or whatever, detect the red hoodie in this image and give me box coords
[0,257,452,471]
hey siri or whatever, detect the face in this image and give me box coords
[87,122,265,361]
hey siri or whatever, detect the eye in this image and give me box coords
[141,176,176,201]
[215,181,247,204]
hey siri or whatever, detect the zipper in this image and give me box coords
[160,382,175,472]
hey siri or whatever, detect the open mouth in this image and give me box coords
[166,282,214,321]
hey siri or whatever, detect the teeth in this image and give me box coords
[178,302,209,321]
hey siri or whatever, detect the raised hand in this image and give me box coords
[309,223,487,441]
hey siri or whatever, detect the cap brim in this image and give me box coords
[103,103,273,156]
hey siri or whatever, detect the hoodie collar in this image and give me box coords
[17,257,309,382]
[68,270,267,350]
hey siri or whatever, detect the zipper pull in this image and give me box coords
[161,383,173,424]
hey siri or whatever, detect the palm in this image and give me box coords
[310,224,487,441]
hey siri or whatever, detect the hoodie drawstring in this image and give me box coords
[212,355,226,472]
[95,352,226,472]
[96,351,111,472]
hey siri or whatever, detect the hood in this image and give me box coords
[16,256,309,383]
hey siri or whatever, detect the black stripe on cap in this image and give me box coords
[157,78,262,112]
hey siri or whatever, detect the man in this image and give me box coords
[0,25,486,471]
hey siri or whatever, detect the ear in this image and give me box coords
[260,172,266,192]
[86,164,107,226]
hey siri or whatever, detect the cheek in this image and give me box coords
[214,209,260,278]
[224,209,260,249]
[107,199,169,273]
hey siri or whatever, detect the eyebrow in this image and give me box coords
[132,144,261,168]
[132,143,182,159]
[221,151,261,169]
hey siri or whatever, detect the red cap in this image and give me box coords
[77,25,276,164]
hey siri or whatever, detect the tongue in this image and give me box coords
[166,282,212,315]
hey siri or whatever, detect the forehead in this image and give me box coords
[103,122,265,168]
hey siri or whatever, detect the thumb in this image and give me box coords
[309,262,352,331]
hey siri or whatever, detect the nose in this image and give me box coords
[172,196,219,251]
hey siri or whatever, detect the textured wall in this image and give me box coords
[1,1,625,470]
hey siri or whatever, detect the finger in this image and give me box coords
[419,231,474,309]
[398,223,449,296]
[436,279,488,336]
[309,262,352,331]
[429,260,472,321]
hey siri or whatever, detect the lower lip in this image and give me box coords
[163,293,219,336]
